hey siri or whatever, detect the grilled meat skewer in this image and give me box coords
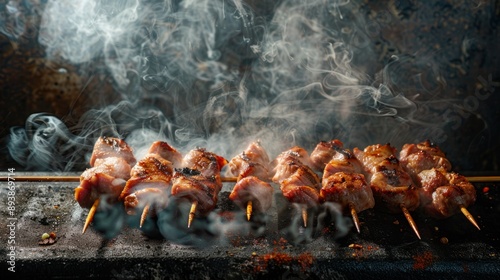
[273,147,321,227]
[311,140,374,233]
[120,141,181,227]
[228,141,274,220]
[400,140,479,229]
[354,143,421,239]
[399,140,452,182]
[171,148,227,227]
[75,137,136,233]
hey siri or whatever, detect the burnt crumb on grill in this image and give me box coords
[38,232,57,246]
[412,251,434,270]
[348,243,363,249]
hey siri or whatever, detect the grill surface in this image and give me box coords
[0,173,499,279]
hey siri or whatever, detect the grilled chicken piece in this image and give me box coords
[89,136,136,167]
[315,139,375,219]
[146,141,183,169]
[120,141,179,215]
[369,168,419,212]
[228,141,271,181]
[171,167,222,214]
[281,184,320,207]
[171,148,227,215]
[416,168,476,218]
[322,159,361,178]
[318,143,364,178]
[229,176,274,212]
[353,144,399,176]
[273,146,311,169]
[272,146,313,184]
[309,139,344,172]
[280,165,321,207]
[272,155,302,184]
[75,137,136,209]
[274,148,321,208]
[182,148,228,182]
[228,142,274,216]
[399,140,452,181]
[321,172,374,213]
[121,154,174,200]
[354,144,419,213]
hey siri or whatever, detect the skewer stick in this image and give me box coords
[139,204,150,228]
[0,175,240,183]
[401,205,421,239]
[465,176,500,183]
[82,199,100,234]
[188,201,198,228]
[246,200,253,221]
[460,207,481,230]
[349,202,361,233]
[222,177,237,182]
[0,176,81,182]
[302,206,308,227]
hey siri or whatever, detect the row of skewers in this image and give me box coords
[74,137,480,239]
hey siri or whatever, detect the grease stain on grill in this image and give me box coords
[412,251,434,270]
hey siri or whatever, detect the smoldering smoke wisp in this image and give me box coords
[6,0,452,169]
[4,0,476,244]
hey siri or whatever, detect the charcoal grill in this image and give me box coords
[0,172,499,279]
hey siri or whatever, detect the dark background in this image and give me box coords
[1,0,499,174]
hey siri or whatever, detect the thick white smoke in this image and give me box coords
[8,0,464,170]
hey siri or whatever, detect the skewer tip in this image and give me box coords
[246,200,253,221]
[82,199,100,234]
[302,206,308,228]
[460,207,481,230]
[401,205,421,240]
[188,201,198,228]
[139,204,151,228]
[349,203,361,234]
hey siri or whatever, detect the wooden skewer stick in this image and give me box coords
[460,207,481,230]
[0,175,239,183]
[139,204,150,228]
[222,177,238,182]
[188,201,198,228]
[246,200,253,221]
[349,202,361,233]
[465,176,500,183]
[82,199,100,234]
[0,176,81,182]
[302,206,308,228]
[401,205,421,239]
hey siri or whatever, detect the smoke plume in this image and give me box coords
[7,0,454,168]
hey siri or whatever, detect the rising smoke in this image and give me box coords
[5,0,466,246]
[7,0,462,169]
